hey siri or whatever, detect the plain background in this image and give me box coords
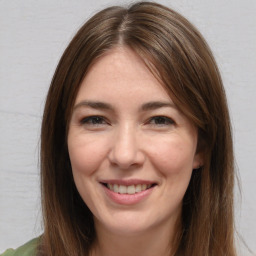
[0,0,255,254]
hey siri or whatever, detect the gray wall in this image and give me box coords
[0,0,255,254]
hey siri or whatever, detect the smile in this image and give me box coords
[100,180,157,205]
[106,184,153,194]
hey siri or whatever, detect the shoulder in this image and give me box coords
[1,237,40,256]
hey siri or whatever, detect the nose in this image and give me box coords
[108,124,145,169]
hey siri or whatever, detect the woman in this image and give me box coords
[1,1,237,256]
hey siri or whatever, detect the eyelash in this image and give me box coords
[80,115,174,127]
[80,116,108,126]
[147,116,175,126]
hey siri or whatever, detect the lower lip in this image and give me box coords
[102,184,154,205]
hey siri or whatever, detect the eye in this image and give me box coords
[80,116,108,126]
[148,116,175,126]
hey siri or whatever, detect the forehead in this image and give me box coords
[75,46,172,103]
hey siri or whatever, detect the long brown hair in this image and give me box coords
[40,2,236,255]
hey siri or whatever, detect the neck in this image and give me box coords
[90,217,181,256]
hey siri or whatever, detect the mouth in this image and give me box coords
[100,180,157,205]
[101,182,157,195]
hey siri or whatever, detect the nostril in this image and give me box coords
[108,140,145,169]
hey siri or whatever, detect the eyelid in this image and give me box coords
[80,115,109,126]
[147,116,175,126]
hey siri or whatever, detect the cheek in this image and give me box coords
[149,136,197,175]
[150,137,196,208]
[68,136,107,176]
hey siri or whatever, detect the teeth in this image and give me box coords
[113,184,119,193]
[135,184,142,193]
[127,185,135,194]
[142,184,147,190]
[119,185,127,194]
[107,183,153,194]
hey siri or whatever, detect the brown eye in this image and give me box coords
[80,116,107,126]
[149,116,175,126]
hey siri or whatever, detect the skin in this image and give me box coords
[68,47,203,256]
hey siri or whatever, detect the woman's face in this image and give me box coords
[68,47,202,236]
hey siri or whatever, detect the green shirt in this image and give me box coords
[0,238,39,256]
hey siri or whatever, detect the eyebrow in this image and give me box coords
[73,101,114,111]
[140,101,176,111]
[73,100,175,111]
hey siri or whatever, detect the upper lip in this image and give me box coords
[100,179,157,186]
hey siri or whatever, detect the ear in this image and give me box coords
[192,151,204,169]
[192,132,206,169]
